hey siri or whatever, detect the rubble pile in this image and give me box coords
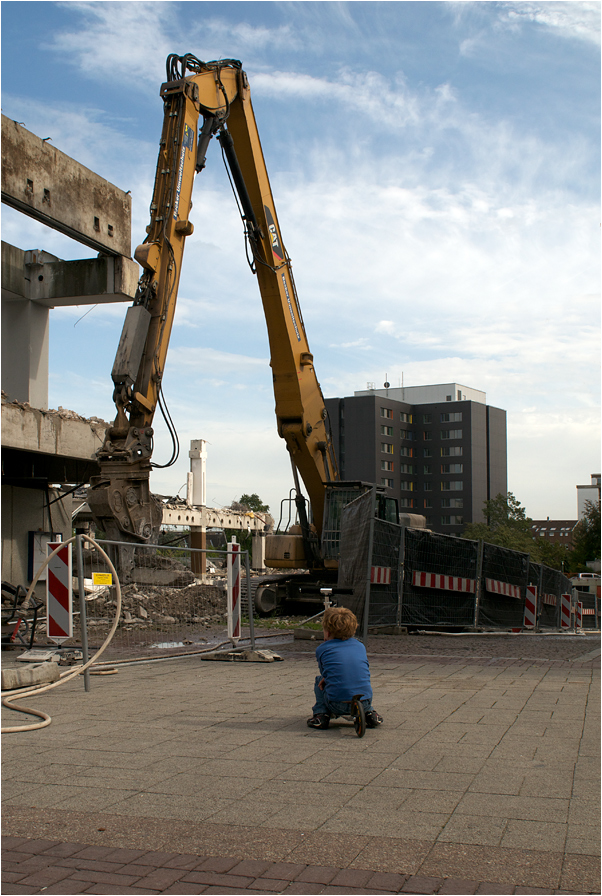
[83,581,228,628]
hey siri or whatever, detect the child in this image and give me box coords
[307,606,383,730]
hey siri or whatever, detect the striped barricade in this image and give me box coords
[227,537,241,643]
[560,593,571,629]
[485,578,521,599]
[371,567,391,585]
[412,571,476,593]
[523,585,537,629]
[46,541,73,645]
[575,601,583,630]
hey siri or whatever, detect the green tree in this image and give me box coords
[237,494,270,513]
[225,494,270,554]
[571,501,601,572]
[462,492,537,556]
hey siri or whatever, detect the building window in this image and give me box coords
[423,414,432,424]
[423,499,432,509]
[381,460,394,471]
[441,446,463,457]
[381,478,394,488]
[399,464,414,474]
[380,425,394,436]
[446,395,452,401]
[441,464,463,473]
[423,448,432,458]
[441,429,462,440]
[380,408,393,419]
[400,446,413,457]
[441,412,462,423]
[441,515,464,526]
[400,429,415,440]
[381,443,394,454]
[400,412,413,423]
[399,498,415,508]
[441,498,463,508]
[423,482,432,491]
[423,465,432,475]
[400,481,414,491]
[423,431,433,441]
[441,480,463,491]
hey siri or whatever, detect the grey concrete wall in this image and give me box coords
[1,485,71,589]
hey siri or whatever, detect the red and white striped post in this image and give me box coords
[560,593,571,629]
[575,601,583,630]
[523,585,537,629]
[46,541,73,645]
[227,536,241,644]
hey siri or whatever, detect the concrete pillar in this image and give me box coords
[252,533,266,571]
[188,440,207,506]
[1,297,49,408]
[190,528,207,578]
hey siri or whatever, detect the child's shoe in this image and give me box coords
[365,710,383,728]
[307,713,330,729]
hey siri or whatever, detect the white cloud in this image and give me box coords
[501,1,601,46]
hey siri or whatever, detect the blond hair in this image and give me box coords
[323,607,358,640]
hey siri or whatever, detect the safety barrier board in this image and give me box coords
[485,578,521,599]
[371,567,392,585]
[412,571,476,593]
[542,593,557,606]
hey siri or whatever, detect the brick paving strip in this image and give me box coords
[2,821,598,895]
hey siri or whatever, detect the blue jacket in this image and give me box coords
[316,637,372,703]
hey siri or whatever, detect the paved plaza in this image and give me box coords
[1,633,600,894]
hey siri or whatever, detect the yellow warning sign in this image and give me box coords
[92,572,113,586]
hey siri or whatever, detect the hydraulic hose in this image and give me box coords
[1,535,122,733]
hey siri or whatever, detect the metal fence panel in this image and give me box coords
[478,543,529,628]
[401,529,478,627]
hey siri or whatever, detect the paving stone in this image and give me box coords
[438,879,480,894]
[296,864,340,884]
[281,884,324,894]
[329,868,374,887]
[230,858,273,877]
[260,862,308,881]
[400,876,442,893]
[196,856,241,873]
[366,871,410,891]
[182,870,255,888]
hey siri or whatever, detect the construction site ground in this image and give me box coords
[1,630,600,895]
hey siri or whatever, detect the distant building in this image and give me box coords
[577,474,601,518]
[530,520,579,547]
[325,382,507,536]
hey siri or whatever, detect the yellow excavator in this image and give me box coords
[88,54,397,613]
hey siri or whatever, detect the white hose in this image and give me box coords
[1,535,122,733]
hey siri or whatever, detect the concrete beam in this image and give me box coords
[1,398,108,463]
[162,504,269,533]
[1,115,131,257]
[1,242,139,307]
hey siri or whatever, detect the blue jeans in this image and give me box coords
[312,675,372,717]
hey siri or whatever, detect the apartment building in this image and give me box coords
[325,383,507,535]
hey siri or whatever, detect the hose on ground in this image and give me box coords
[1,535,122,733]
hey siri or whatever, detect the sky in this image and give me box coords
[1,0,600,522]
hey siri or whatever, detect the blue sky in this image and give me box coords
[2,1,600,520]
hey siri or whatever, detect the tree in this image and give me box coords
[571,501,601,572]
[226,494,270,554]
[237,494,270,513]
[462,492,537,556]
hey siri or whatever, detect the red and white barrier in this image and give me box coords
[371,567,391,585]
[412,571,476,593]
[523,585,537,629]
[560,593,571,629]
[542,593,557,607]
[227,536,241,644]
[485,578,521,599]
[575,601,583,629]
[46,541,72,644]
